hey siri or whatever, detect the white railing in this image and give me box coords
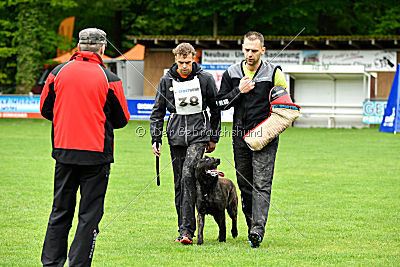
[296,103,363,128]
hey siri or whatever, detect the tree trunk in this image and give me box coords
[113,10,122,54]
[213,12,218,37]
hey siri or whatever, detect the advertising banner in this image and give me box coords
[202,49,397,72]
[0,96,43,118]
[362,101,386,124]
[380,64,400,133]
[202,50,302,66]
[199,64,229,89]
[127,99,170,120]
[319,50,396,72]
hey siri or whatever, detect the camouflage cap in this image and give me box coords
[78,28,107,46]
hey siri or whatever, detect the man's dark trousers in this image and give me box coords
[170,143,206,237]
[233,132,279,239]
[41,162,110,267]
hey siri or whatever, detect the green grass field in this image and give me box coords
[0,119,399,266]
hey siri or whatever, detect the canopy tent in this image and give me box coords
[49,44,144,64]
[40,44,146,98]
[114,44,145,60]
[104,44,146,98]
[50,47,112,64]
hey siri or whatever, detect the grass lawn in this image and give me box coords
[0,119,399,266]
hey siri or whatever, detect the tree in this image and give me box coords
[65,0,151,57]
[14,2,43,94]
[0,2,17,93]
[11,0,77,94]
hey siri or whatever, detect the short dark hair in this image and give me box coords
[244,31,264,46]
[172,43,196,58]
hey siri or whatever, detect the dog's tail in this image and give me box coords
[227,180,238,215]
[227,180,238,238]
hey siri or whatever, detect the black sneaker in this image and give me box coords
[249,233,262,248]
[180,234,193,245]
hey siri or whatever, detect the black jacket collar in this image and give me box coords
[168,62,202,81]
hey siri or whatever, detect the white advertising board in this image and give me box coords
[202,50,302,65]
[202,50,397,72]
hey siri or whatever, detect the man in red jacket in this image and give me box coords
[40,28,130,267]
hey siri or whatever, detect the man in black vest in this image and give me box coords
[217,31,288,248]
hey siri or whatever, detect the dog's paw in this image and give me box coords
[197,240,203,245]
[218,237,226,242]
[231,228,238,238]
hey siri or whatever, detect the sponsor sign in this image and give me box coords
[0,96,43,118]
[319,50,396,72]
[363,100,386,124]
[127,99,170,120]
[202,50,397,72]
[202,50,302,66]
[199,64,228,89]
[0,96,40,113]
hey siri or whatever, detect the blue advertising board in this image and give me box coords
[199,64,231,70]
[127,99,169,120]
[0,96,40,113]
[0,96,42,118]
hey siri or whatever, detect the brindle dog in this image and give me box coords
[195,156,238,245]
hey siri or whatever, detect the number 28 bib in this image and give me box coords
[172,77,203,115]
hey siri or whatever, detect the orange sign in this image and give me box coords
[57,16,75,57]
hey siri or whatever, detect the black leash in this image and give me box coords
[156,156,160,186]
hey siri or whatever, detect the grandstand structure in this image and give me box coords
[125,35,400,128]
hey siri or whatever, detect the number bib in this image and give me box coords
[172,77,203,115]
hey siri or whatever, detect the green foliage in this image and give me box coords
[0,120,399,265]
[14,2,43,94]
[0,0,78,94]
[123,0,255,36]
[373,3,400,35]
[0,4,17,92]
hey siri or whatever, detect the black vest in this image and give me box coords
[227,61,281,130]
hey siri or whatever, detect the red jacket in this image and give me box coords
[40,51,130,165]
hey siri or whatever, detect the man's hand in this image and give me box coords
[152,142,161,157]
[206,141,216,153]
[239,77,255,94]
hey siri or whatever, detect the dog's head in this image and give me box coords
[195,156,224,187]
